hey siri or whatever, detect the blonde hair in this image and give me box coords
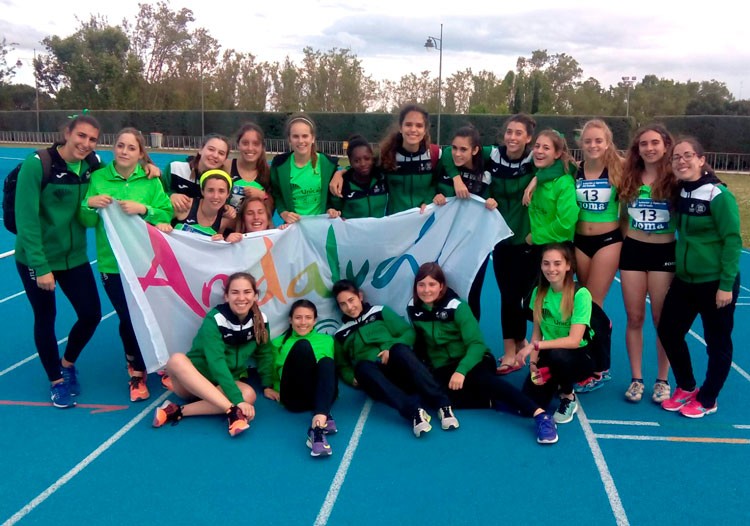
[285,113,318,169]
[578,119,624,190]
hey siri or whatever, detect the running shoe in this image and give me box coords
[307,426,332,456]
[152,401,183,427]
[50,381,76,409]
[161,374,174,391]
[624,380,645,403]
[227,405,250,437]
[412,408,432,437]
[60,364,80,397]
[661,387,698,412]
[575,370,611,394]
[129,375,150,402]
[438,406,460,430]
[324,415,337,434]
[679,399,718,418]
[554,396,578,424]
[535,413,558,444]
[651,381,671,404]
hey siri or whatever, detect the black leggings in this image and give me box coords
[522,346,595,409]
[468,256,490,321]
[354,343,450,420]
[432,354,541,417]
[658,276,739,408]
[280,339,337,416]
[101,272,146,373]
[493,243,539,341]
[16,262,102,382]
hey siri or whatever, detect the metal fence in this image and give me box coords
[2,131,749,172]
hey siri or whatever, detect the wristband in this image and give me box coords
[533,341,540,352]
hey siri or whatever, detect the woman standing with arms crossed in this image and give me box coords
[657,138,741,417]
[14,115,103,408]
[619,124,677,404]
[82,127,174,402]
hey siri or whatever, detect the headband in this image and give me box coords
[288,117,315,129]
[199,169,233,190]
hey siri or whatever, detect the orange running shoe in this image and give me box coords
[227,406,250,437]
[153,400,182,427]
[129,375,150,402]
[161,374,174,391]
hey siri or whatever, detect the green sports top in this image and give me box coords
[627,185,675,234]
[575,165,619,223]
[531,286,592,346]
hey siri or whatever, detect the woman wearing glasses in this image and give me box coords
[657,138,741,418]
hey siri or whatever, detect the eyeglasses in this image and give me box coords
[671,151,698,163]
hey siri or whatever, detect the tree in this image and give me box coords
[270,57,302,112]
[213,50,273,110]
[629,74,692,122]
[685,80,734,115]
[0,37,22,85]
[297,47,377,112]
[468,70,513,114]
[389,71,436,111]
[123,2,219,109]
[568,77,611,116]
[36,15,140,109]
[515,50,583,113]
[443,68,473,114]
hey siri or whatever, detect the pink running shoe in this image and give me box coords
[661,387,697,412]
[679,399,718,418]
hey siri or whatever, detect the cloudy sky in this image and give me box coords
[2,0,748,99]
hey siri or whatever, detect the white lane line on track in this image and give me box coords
[0,311,116,378]
[1,391,170,526]
[588,419,660,427]
[0,260,98,303]
[613,276,750,385]
[577,402,630,526]
[314,399,373,526]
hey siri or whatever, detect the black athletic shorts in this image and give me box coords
[619,237,676,272]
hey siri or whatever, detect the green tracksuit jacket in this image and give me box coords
[14,146,100,275]
[187,304,273,406]
[406,289,488,376]
[80,162,174,274]
[675,173,741,291]
[333,304,416,385]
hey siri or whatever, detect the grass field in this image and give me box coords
[720,173,750,246]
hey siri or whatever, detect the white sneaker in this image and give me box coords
[438,406,460,430]
[652,381,671,404]
[412,408,432,437]
[624,380,645,403]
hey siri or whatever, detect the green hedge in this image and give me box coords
[2,110,749,152]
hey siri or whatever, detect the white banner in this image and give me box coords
[101,196,512,372]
